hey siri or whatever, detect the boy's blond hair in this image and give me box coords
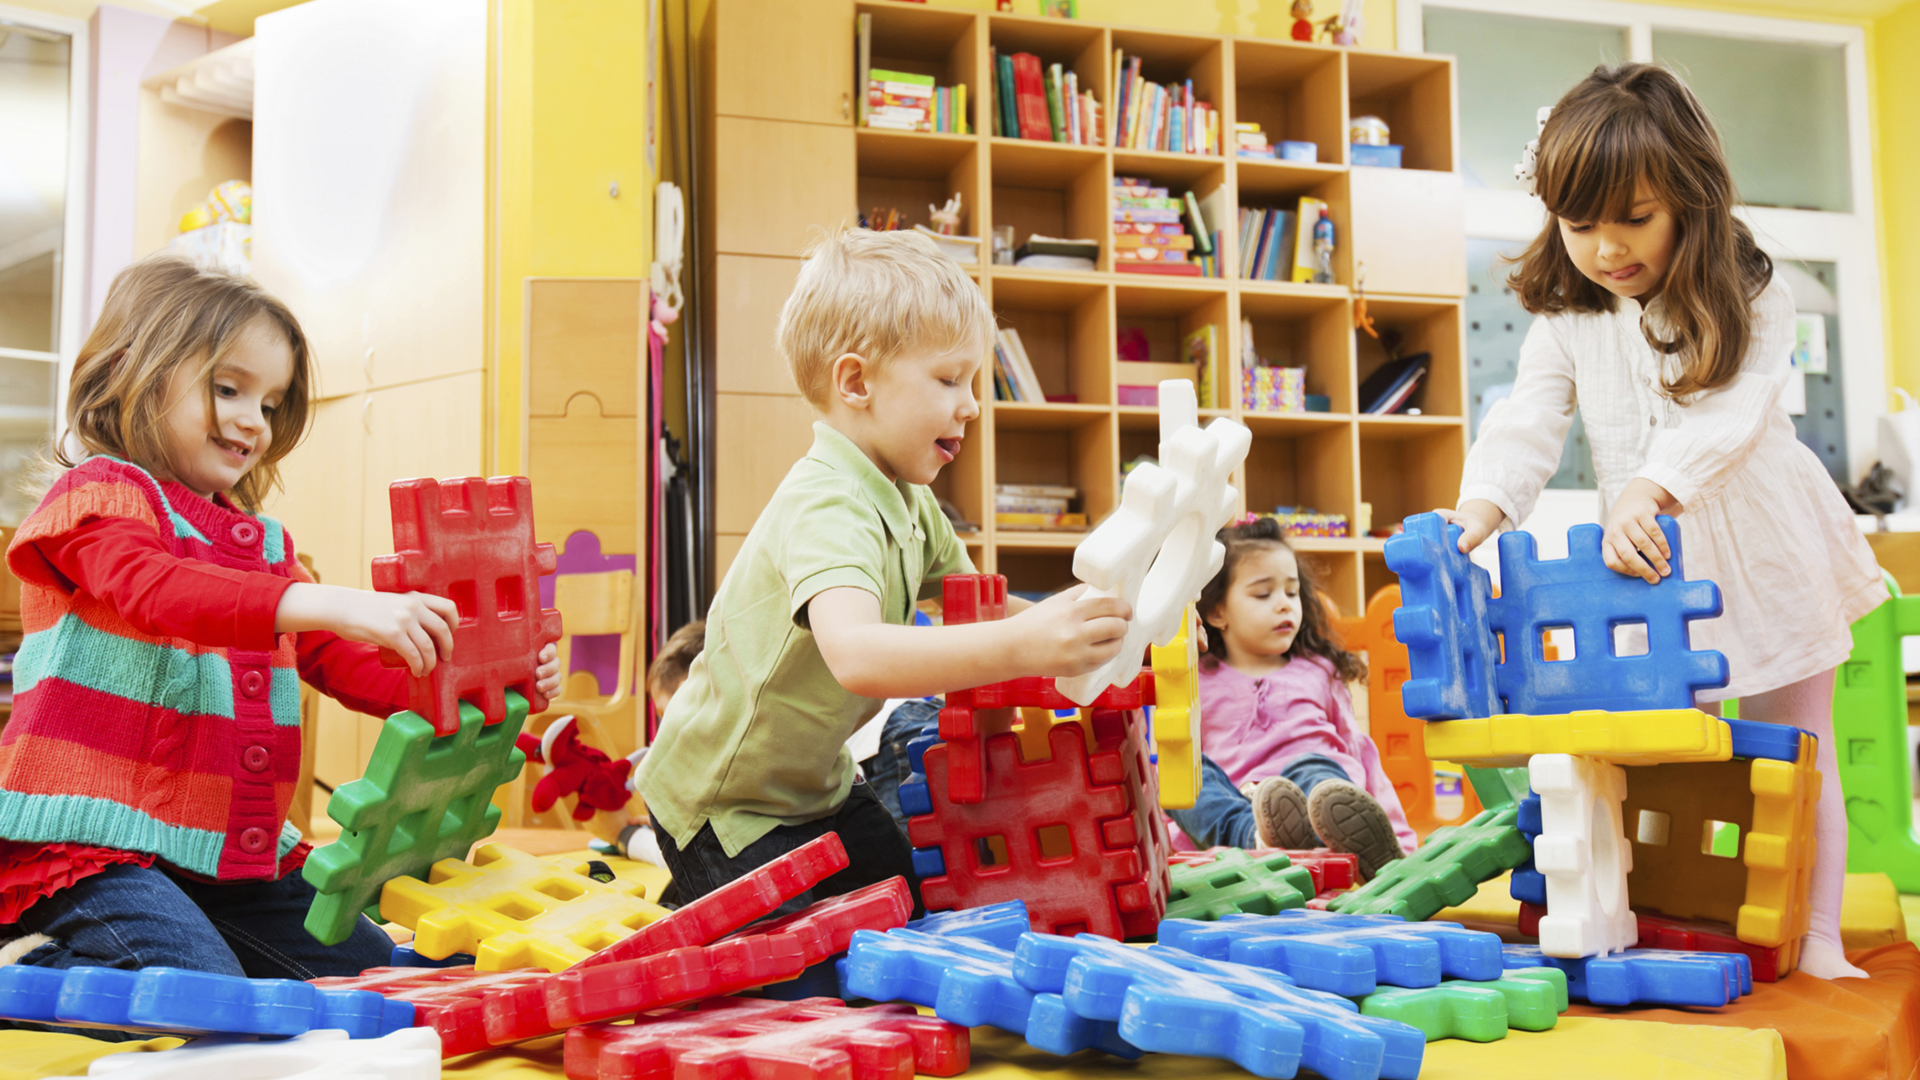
[646,619,706,700]
[776,227,994,408]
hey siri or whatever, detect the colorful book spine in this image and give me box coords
[1045,63,1065,141]
[997,54,1018,138]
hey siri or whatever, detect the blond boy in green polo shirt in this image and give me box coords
[635,229,1132,914]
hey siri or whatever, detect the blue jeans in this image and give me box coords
[860,699,944,835]
[1,862,394,1040]
[1167,753,1352,849]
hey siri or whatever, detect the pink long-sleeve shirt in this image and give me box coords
[1198,654,1418,854]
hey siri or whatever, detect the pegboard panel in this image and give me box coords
[1785,260,1849,485]
[1465,240,1594,491]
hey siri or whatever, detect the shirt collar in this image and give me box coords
[806,422,919,544]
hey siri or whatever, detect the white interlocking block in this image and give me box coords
[1058,380,1251,705]
[1530,752,1638,959]
[57,1027,442,1080]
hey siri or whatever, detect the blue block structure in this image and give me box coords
[389,943,475,968]
[839,928,1138,1058]
[1156,911,1504,997]
[1500,945,1752,1007]
[1487,516,1728,714]
[904,900,1031,950]
[0,965,411,1039]
[1384,513,1500,720]
[1509,793,1545,907]
[1012,933,1425,1080]
[1726,718,1809,762]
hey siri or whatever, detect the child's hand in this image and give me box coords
[1009,584,1133,677]
[1602,480,1676,584]
[1434,500,1505,554]
[277,582,457,676]
[535,642,562,700]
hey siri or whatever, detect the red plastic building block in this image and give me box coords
[545,936,805,1029]
[308,965,551,1057]
[911,709,1170,939]
[720,877,915,955]
[564,997,970,1080]
[936,574,1153,804]
[374,477,565,734]
[1166,848,1360,895]
[1635,911,1785,983]
[574,833,849,970]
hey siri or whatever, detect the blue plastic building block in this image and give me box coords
[1384,513,1500,720]
[1488,517,1728,714]
[1726,718,1808,762]
[0,964,412,1038]
[1013,934,1425,1080]
[904,900,1031,950]
[1500,945,1752,1007]
[1157,910,1504,997]
[389,942,476,968]
[1509,793,1545,906]
[839,928,1138,1058]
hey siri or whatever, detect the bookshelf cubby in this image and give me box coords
[711,0,1467,615]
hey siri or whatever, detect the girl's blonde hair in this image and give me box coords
[59,254,313,511]
[1508,63,1772,398]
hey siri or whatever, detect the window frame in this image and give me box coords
[1401,0,1885,484]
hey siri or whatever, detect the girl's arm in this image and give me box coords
[1451,316,1580,546]
[297,630,412,717]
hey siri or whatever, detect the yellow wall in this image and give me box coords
[1875,1,1920,397]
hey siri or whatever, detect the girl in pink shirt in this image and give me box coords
[1165,517,1415,878]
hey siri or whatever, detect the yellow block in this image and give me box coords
[1151,609,1201,810]
[1736,734,1819,955]
[1433,870,1523,927]
[1840,872,1909,950]
[380,843,669,972]
[1424,709,1733,767]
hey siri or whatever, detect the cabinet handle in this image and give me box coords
[842,92,851,120]
[361,396,372,433]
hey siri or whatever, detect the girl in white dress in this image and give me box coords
[1438,63,1885,980]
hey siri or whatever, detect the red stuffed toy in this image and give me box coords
[515,716,633,821]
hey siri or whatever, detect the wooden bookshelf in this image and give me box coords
[704,0,1467,616]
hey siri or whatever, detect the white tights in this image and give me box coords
[1729,667,1868,980]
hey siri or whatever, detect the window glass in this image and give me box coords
[1653,31,1850,212]
[0,20,69,356]
[1465,238,1596,490]
[1424,8,1627,191]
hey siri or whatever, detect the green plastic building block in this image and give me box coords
[302,693,529,945]
[1326,806,1531,921]
[1462,766,1531,809]
[1834,584,1920,892]
[1164,847,1314,921]
[1357,966,1568,1041]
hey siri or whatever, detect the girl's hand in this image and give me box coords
[1007,583,1134,677]
[535,642,562,700]
[1434,499,1506,554]
[277,582,457,676]
[1602,479,1678,584]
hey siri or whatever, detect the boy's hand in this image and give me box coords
[276,582,457,676]
[1602,479,1676,584]
[1434,499,1505,554]
[1008,584,1134,677]
[535,642,562,700]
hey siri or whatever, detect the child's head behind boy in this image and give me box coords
[646,619,705,717]
[1198,516,1365,682]
[778,228,991,484]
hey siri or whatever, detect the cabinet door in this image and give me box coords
[265,393,366,592]
[715,392,818,535]
[715,118,855,258]
[715,255,803,395]
[1348,167,1466,297]
[715,0,853,125]
[360,372,486,589]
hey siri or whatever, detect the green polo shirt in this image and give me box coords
[635,422,975,857]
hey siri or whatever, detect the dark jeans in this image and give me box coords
[652,779,925,919]
[1166,753,1352,849]
[1,862,394,1041]
[860,698,944,834]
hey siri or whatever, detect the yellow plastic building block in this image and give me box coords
[1621,758,1752,930]
[1840,873,1908,949]
[1737,732,1818,953]
[1151,608,1201,810]
[380,843,669,972]
[1424,709,1733,767]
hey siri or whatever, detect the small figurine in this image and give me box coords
[1291,0,1314,42]
[1319,0,1364,46]
[929,193,963,237]
[1311,207,1334,285]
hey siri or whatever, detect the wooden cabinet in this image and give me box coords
[715,393,819,536]
[714,117,856,257]
[713,0,854,125]
[1349,166,1466,297]
[714,255,804,394]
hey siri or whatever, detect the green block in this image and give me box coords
[1835,585,1920,891]
[1326,806,1531,921]
[1462,766,1531,809]
[1442,966,1568,1031]
[1358,984,1508,1042]
[1165,848,1314,921]
[302,693,528,945]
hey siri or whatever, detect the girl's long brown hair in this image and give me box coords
[1197,516,1365,683]
[59,254,313,511]
[1508,63,1772,398]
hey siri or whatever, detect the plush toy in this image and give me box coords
[515,716,633,821]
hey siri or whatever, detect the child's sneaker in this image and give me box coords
[1307,779,1404,880]
[1239,777,1316,849]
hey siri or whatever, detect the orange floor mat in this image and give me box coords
[1565,942,1920,1080]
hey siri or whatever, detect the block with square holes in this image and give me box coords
[307,965,554,1057]
[0,964,411,1040]
[374,476,563,734]
[379,842,668,972]
[1328,806,1532,922]
[1499,945,1751,1008]
[1167,848,1360,895]
[1423,708,1734,769]
[61,1027,442,1080]
[1164,847,1315,921]
[1384,513,1501,721]
[905,707,1169,940]
[1835,589,1920,891]
[1156,910,1505,998]
[1530,753,1638,959]
[1358,966,1569,1039]
[563,997,971,1080]
[1151,607,1203,809]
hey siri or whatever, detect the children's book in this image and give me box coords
[997,53,1018,138]
[1015,54,1051,140]
[1290,196,1328,284]
[1359,352,1432,414]
[1045,63,1066,142]
[1184,324,1218,408]
[999,327,1047,403]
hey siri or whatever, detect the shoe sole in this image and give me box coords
[1309,781,1403,879]
[1253,778,1317,850]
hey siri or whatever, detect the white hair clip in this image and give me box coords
[1515,106,1552,196]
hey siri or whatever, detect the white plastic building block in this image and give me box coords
[1058,380,1251,705]
[1529,753,1637,959]
[57,1027,442,1080]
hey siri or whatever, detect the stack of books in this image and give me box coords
[1113,177,1215,277]
[1111,53,1218,154]
[996,484,1086,532]
[992,327,1047,403]
[1242,364,1306,413]
[1237,206,1297,281]
[992,49,1100,144]
[864,68,968,133]
[1359,352,1432,414]
[1235,121,1274,159]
